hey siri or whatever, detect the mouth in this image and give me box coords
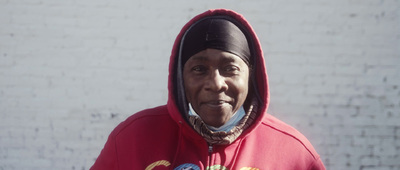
[203,100,231,108]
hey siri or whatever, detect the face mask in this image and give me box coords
[188,103,246,132]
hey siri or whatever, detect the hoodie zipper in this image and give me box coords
[208,144,213,153]
[207,144,213,169]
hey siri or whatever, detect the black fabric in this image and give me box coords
[181,16,251,66]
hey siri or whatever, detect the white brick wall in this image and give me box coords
[0,0,399,169]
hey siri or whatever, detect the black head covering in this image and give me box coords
[181,16,251,66]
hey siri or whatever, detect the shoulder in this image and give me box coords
[110,105,174,137]
[258,114,320,160]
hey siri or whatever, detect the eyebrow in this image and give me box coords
[190,54,238,63]
[220,56,236,63]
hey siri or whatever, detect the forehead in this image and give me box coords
[186,49,245,65]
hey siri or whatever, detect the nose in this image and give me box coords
[205,69,228,92]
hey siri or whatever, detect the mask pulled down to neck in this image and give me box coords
[188,103,246,132]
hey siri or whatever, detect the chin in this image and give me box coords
[203,113,231,127]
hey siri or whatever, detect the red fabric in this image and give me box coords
[91,9,325,170]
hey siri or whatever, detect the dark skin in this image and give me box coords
[183,48,250,127]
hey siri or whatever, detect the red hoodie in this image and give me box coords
[91,9,325,170]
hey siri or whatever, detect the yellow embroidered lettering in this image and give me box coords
[207,165,228,170]
[239,167,260,170]
[145,160,171,170]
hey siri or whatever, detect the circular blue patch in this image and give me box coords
[174,163,201,170]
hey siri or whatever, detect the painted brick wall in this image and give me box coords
[0,0,399,169]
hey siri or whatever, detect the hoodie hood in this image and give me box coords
[167,9,269,141]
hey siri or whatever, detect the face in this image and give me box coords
[183,48,249,127]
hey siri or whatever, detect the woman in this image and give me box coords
[91,9,325,170]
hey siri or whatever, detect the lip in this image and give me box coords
[203,100,231,108]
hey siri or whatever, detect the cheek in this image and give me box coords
[238,81,249,96]
[233,75,250,99]
[183,74,197,103]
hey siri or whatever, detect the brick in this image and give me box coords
[381,156,400,166]
[373,141,398,156]
[320,95,352,106]
[360,155,381,166]
[324,75,357,87]
[332,125,363,136]
[363,126,396,137]
[360,166,392,170]
[305,85,336,95]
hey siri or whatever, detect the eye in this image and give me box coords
[191,65,207,74]
[223,65,240,73]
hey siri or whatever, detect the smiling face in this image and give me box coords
[183,48,250,127]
